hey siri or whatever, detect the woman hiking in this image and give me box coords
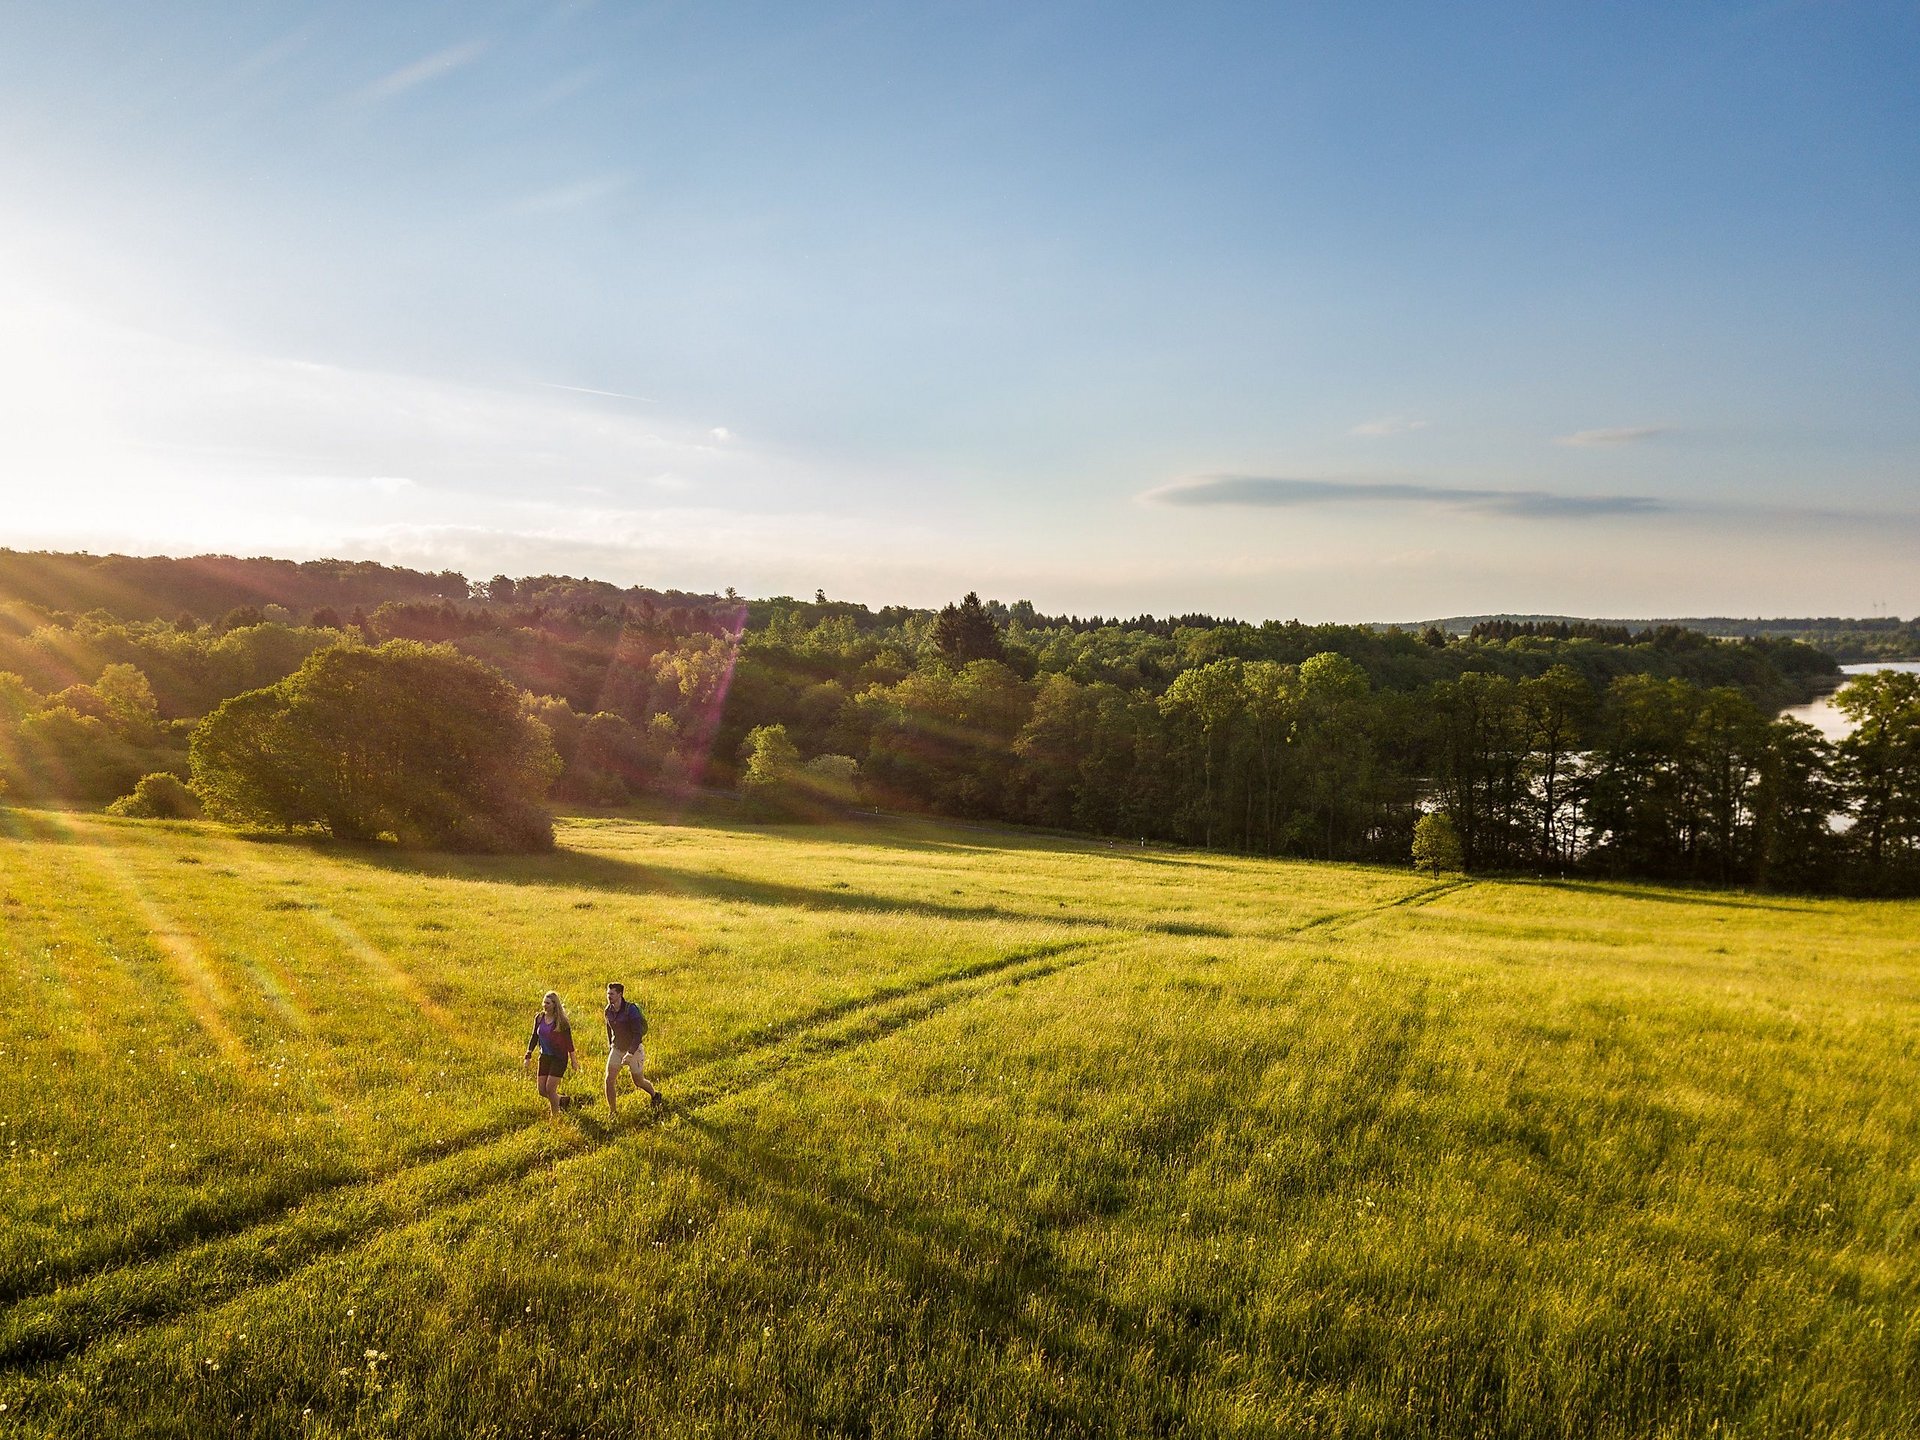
[522,990,578,1119]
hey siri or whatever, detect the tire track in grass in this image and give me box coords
[1291,877,1473,935]
[664,937,1107,1113]
[0,936,1113,1367]
[1384,877,1474,909]
[0,1111,538,1312]
[0,844,286,1302]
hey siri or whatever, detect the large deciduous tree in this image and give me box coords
[1751,718,1838,892]
[1518,664,1594,869]
[1427,670,1526,870]
[1159,658,1245,849]
[1296,652,1376,859]
[190,641,559,851]
[1833,669,1920,887]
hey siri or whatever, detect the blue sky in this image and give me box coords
[2,1,1916,619]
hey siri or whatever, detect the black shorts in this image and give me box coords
[537,1054,568,1078]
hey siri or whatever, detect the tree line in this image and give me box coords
[735,640,1917,896]
[3,559,1914,892]
[0,548,719,626]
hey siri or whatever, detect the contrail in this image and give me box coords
[536,382,655,402]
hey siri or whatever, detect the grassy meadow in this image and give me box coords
[0,805,1915,1437]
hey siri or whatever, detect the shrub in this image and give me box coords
[107,772,202,819]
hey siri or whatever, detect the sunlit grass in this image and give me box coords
[0,807,1914,1437]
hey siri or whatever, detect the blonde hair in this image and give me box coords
[541,991,570,1028]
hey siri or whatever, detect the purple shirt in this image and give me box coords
[528,1014,572,1059]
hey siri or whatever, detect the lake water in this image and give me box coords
[1778,660,1920,741]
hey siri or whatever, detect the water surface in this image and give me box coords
[1778,661,1920,741]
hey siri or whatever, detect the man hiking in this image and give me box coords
[604,981,661,1114]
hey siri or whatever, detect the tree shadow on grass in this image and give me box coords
[361,844,1122,929]
[266,835,1229,939]
[575,807,1097,861]
[0,806,118,845]
[1516,877,1825,915]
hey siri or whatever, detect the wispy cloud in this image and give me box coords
[511,172,629,215]
[518,63,606,114]
[358,40,490,102]
[1142,474,1667,519]
[357,476,418,495]
[231,27,313,81]
[1555,426,1671,448]
[1349,416,1432,438]
[535,381,654,402]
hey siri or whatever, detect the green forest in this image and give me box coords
[2,548,1915,894]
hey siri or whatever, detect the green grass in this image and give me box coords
[0,805,1915,1438]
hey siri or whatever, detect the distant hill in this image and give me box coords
[0,548,718,626]
[1393,614,1918,663]
[1392,613,1907,633]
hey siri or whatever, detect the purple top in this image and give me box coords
[527,1014,573,1060]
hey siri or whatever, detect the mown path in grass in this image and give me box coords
[2,809,1916,1439]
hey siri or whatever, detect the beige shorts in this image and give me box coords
[606,1045,647,1080]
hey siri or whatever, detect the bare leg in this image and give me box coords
[626,1050,661,1103]
[605,1052,621,1114]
